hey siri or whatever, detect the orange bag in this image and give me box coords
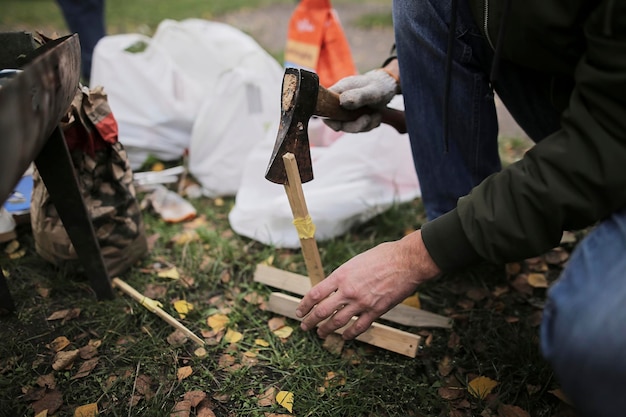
[284,0,358,87]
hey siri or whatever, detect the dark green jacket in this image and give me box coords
[422,0,626,270]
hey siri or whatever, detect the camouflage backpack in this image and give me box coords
[31,85,148,277]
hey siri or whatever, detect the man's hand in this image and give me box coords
[295,230,441,340]
[324,63,400,133]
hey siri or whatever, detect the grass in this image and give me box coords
[0,191,578,416]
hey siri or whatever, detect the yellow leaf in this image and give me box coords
[468,376,499,399]
[254,338,270,347]
[214,197,224,207]
[177,365,193,381]
[4,240,19,254]
[174,300,193,318]
[243,350,258,358]
[8,248,26,259]
[74,403,98,417]
[401,294,421,309]
[157,267,180,280]
[527,273,548,288]
[276,391,294,413]
[35,411,48,417]
[224,329,243,344]
[194,347,207,357]
[207,314,229,332]
[273,326,294,339]
[261,255,274,266]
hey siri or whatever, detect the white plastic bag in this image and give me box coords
[188,67,282,197]
[228,96,421,248]
[91,33,202,168]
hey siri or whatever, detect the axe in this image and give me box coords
[264,68,405,286]
[265,68,406,185]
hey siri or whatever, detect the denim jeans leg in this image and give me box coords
[56,0,106,81]
[541,208,626,417]
[392,0,501,220]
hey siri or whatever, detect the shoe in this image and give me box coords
[0,207,17,243]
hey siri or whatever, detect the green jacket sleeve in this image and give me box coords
[422,1,626,271]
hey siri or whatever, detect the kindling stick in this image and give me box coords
[112,277,205,347]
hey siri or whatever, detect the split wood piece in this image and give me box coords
[254,264,452,329]
[267,292,420,358]
[282,152,325,286]
[112,278,205,347]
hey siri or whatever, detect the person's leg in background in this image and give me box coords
[392,0,500,220]
[56,0,106,83]
[541,209,626,417]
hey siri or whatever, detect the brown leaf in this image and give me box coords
[438,387,465,400]
[79,344,98,360]
[549,388,573,406]
[497,404,530,417]
[527,273,548,288]
[438,356,454,377]
[167,329,189,347]
[258,387,277,407]
[36,374,56,390]
[135,374,154,399]
[196,405,217,417]
[23,386,47,402]
[510,274,533,295]
[183,390,207,407]
[74,402,98,417]
[31,389,63,415]
[52,349,79,371]
[46,308,81,322]
[48,336,71,352]
[71,357,99,380]
[177,366,193,381]
[218,354,236,369]
[322,333,345,356]
[144,283,167,299]
[544,247,569,265]
[171,399,191,417]
[466,288,490,302]
[268,317,286,331]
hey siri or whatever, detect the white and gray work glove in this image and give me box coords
[324,68,400,133]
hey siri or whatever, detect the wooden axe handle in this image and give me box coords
[315,84,407,134]
[282,153,325,286]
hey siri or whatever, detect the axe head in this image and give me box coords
[265,67,319,184]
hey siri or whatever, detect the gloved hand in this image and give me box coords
[324,68,400,133]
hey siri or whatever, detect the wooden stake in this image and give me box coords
[112,277,205,347]
[282,152,325,286]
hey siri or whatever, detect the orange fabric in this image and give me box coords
[284,0,357,87]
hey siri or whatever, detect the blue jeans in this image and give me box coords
[393,0,626,415]
[56,0,106,82]
[541,209,626,417]
[392,0,560,220]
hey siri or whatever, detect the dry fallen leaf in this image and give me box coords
[32,389,63,415]
[52,349,80,371]
[268,316,286,331]
[177,366,193,381]
[71,357,99,380]
[46,308,81,322]
[258,386,277,407]
[273,326,294,339]
[276,391,294,413]
[497,404,530,417]
[549,388,573,405]
[171,399,192,417]
[194,347,207,357]
[254,338,270,347]
[468,376,499,399]
[183,390,207,407]
[74,402,98,417]
[207,314,229,332]
[174,300,194,319]
[224,329,243,344]
[401,294,421,309]
[48,336,71,352]
[527,273,548,288]
[158,267,180,280]
[322,333,345,355]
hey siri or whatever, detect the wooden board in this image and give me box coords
[267,292,420,358]
[254,264,452,329]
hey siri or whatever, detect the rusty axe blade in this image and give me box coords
[265,67,318,185]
